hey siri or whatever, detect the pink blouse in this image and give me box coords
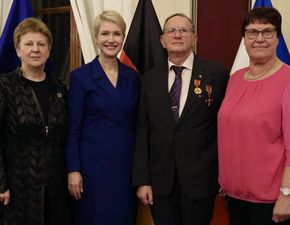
[218,64,290,203]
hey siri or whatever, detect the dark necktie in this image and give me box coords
[170,65,185,122]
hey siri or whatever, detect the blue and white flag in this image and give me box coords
[0,0,34,74]
[231,0,290,73]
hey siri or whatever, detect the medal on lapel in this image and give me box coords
[194,79,202,95]
[205,85,213,106]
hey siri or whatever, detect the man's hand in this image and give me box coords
[136,185,153,205]
[0,190,10,205]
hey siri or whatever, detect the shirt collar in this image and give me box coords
[168,52,194,71]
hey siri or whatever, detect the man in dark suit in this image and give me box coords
[132,13,229,225]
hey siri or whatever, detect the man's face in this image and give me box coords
[160,16,197,56]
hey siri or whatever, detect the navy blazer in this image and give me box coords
[66,57,139,172]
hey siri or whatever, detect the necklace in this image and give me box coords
[245,59,278,80]
[106,69,117,77]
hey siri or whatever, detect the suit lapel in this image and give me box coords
[116,62,130,97]
[91,57,128,109]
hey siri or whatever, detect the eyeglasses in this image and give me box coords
[245,28,276,39]
[163,28,193,37]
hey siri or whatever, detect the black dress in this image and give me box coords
[0,69,71,225]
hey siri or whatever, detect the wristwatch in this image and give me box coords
[280,187,290,196]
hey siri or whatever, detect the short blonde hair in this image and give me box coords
[13,17,53,50]
[93,10,126,36]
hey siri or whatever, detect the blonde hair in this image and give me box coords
[13,17,53,49]
[93,10,126,36]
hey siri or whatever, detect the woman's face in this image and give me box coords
[244,22,278,62]
[95,20,124,58]
[16,32,50,69]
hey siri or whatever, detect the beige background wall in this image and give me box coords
[152,0,191,27]
[272,0,290,49]
[129,0,191,29]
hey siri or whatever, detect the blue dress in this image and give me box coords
[66,57,139,225]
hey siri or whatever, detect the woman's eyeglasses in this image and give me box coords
[245,28,276,39]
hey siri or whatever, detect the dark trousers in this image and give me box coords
[227,196,290,225]
[150,176,215,225]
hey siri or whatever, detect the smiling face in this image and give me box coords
[244,22,279,62]
[160,15,197,58]
[95,20,125,59]
[16,31,50,70]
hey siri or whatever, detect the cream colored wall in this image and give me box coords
[130,0,191,28]
[152,0,192,28]
[272,0,290,50]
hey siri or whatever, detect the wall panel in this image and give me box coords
[197,0,248,68]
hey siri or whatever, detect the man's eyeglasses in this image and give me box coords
[163,28,193,37]
[245,28,276,39]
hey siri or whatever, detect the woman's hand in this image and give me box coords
[68,171,83,200]
[272,195,290,223]
[0,190,10,205]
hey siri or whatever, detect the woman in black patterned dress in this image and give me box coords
[0,17,71,225]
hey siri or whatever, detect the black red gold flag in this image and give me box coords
[120,0,168,74]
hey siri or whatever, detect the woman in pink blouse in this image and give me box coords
[218,7,290,225]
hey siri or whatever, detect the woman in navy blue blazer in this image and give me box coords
[66,10,139,225]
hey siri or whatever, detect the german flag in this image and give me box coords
[120,0,167,75]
